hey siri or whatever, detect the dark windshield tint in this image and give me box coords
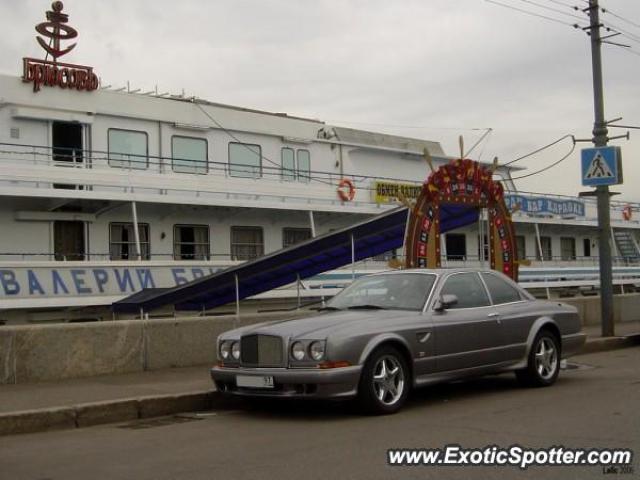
[440,273,490,309]
[481,272,523,305]
[328,273,436,311]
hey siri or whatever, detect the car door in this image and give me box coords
[480,272,535,362]
[430,272,504,372]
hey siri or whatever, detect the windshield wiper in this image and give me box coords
[346,304,386,310]
[318,306,342,311]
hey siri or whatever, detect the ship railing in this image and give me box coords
[1,142,639,218]
[0,141,411,207]
[305,255,640,296]
[0,252,244,262]
[1,252,639,266]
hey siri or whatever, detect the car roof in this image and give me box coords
[375,268,499,276]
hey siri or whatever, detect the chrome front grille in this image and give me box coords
[240,335,283,367]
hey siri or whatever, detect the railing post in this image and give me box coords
[309,210,316,238]
[234,274,240,328]
[351,233,355,281]
[131,201,142,261]
[534,223,551,299]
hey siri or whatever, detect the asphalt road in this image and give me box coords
[1,349,638,480]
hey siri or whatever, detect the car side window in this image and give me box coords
[481,273,523,305]
[439,273,490,309]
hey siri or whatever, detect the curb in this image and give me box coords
[0,390,235,437]
[579,333,640,355]
[1,335,638,437]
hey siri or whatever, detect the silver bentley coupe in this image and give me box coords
[210,269,586,414]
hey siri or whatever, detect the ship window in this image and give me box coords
[445,233,466,261]
[297,149,310,183]
[481,272,522,305]
[535,236,552,261]
[172,136,208,174]
[283,228,312,248]
[516,235,526,260]
[108,129,148,170]
[477,233,489,261]
[229,143,261,178]
[110,223,150,260]
[281,148,295,181]
[561,237,576,260]
[174,225,210,260]
[54,221,85,261]
[231,226,264,260]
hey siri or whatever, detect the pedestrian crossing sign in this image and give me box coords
[581,146,622,186]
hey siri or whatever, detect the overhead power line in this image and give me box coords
[515,0,586,21]
[509,141,576,180]
[601,6,640,31]
[543,0,581,9]
[502,134,575,167]
[485,0,585,28]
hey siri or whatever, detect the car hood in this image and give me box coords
[222,309,412,340]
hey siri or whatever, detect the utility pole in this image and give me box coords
[587,0,614,337]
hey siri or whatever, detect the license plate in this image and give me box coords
[236,375,275,389]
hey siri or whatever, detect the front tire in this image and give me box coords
[357,346,410,415]
[516,330,560,387]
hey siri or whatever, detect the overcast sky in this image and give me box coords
[2,0,640,200]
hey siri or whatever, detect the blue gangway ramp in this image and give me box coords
[113,207,410,313]
[112,203,481,313]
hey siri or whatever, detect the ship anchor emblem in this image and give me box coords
[35,1,78,62]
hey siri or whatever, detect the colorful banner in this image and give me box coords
[504,195,585,217]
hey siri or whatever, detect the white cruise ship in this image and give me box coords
[1,2,639,323]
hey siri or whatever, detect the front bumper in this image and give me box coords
[210,365,362,399]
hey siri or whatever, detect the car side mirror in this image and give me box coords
[434,294,458,312]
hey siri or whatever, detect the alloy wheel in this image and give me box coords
[372,355,405,406]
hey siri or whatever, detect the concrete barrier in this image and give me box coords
[1,295,638,385]
[561,293,640,326]
[0,311,307,385]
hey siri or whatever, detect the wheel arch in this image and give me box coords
[358,334,414,378]
[524,317,562,359]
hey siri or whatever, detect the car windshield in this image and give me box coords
[327,273,436,311]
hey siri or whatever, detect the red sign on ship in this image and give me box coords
[21,2,98,93]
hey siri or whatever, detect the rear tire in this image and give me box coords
[516,330,560,387]
[357,346,410,415]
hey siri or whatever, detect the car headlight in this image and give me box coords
[309,341,325,361]
[231,341,241,360]
[220,341,231,360]
[291,341,306,361]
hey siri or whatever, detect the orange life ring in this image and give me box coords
[337,178,356,202]
[623,204,633,221]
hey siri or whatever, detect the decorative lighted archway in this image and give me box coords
[404,158,519,281]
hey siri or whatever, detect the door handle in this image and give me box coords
[487,312,500,318]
